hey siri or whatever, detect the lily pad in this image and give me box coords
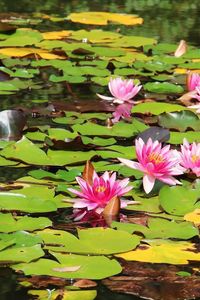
[13,252,122,280]
[158,110,200,132]
[144,82,184,94]
[159,186,200,216]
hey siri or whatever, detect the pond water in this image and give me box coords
[0,1,200,300]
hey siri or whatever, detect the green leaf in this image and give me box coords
[132,102,187,115]
[169,131,200,144]
[13,253,122,280]
[0,244,44,263]
[144,82,184,94]
[38,227,140,254]
[0,213,51,233]
[72,119,148,138]
[158,111,200,132]
[113,218,198,239]
[0,136,51,165]
[159,186,200,216]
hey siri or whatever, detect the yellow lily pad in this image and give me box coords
[42,30,72,40]
[116,240,200,264]
[0,48,65,59]
[184,209,200,225]
[67,12,143,26]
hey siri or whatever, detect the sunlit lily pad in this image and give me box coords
[144,82,184,94]
[159,186,200,216]
[28,289,97,300]
[37,227,140,254]
[116,240,200,264]
[0,213,52,233]
[13,252,122,279]
[66,12,143,26]
[112,217,198,239]
[0,244,44,263]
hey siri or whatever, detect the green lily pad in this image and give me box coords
[144,82,184,94]
[13,252,122,280]
[72,119,148,138]
[38,227,140,254]
[169,131,200,144]
[0,213,51,232]
[159,186,200,216]
[0,136,51,165]
[112,218,198,239]
[132,102,187,115]
[0,244,44,263]
[158,111,200,132]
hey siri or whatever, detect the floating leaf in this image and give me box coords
[159,186,200,216]
[67,12,143,26]
[13,253,122,279]
[158,111,200,132]
[116,240,200,264]
[112,217,198,239]
[144,82,184,94]
[28,289,97,300]
[0,48,65,59]
[132,102,187,115]
[38,227,140,254]
[0,244,44,263]
[184,209,200,225]
[0,136,51,165]
[0,213,52,233]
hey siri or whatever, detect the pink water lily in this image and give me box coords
[68,171,132,220]
[187,73,200,91]
[118,138,184,194]
[97,77,142,104]
[179,139,200,177]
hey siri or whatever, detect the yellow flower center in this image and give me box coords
[191,155,199,162]
[96,186,106,193]
[149,152,163,164]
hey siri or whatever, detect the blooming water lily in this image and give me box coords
[118,138,184,194]
[179,139,200,177]
[68,170,132,221]
[97,77,142,122]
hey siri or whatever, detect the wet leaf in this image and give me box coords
[137,127,170,143]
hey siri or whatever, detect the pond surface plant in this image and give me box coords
[0,1,200,300]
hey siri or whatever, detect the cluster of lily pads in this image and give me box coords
[0,10,200,300]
